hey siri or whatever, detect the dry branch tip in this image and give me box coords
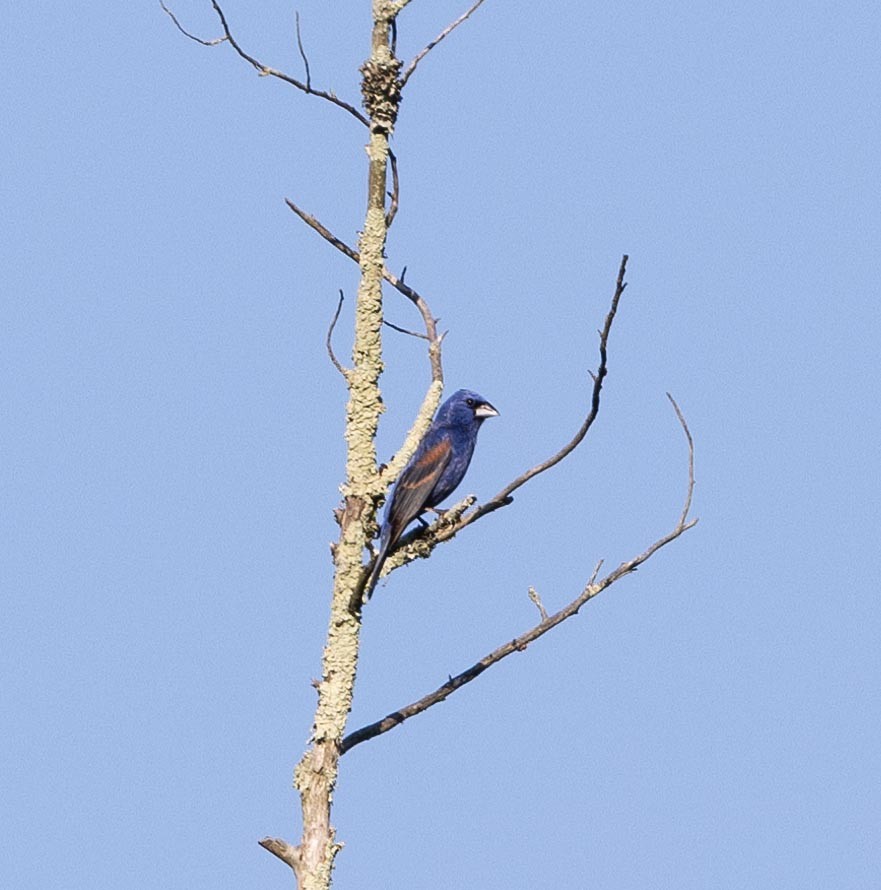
[400,0,488,88]
[326,291,349,377]
[294,11,312,90]
[528,587,549,621]
[159,1,227,45]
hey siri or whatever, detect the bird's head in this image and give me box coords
[438,389,500,429]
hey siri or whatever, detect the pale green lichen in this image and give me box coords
[378,495,476,578]
[288,6,409,888]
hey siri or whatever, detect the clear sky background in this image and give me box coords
[3,2,880,888]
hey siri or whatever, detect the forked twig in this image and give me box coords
[342,393,697,754]
[208,1,368,124]
[400,0,488,88]
[161,1,368,127]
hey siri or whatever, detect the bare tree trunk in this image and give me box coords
[259,3,404,888]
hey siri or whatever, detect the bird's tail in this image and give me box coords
[363,534,390,601]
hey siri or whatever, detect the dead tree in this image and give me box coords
[163,2,697,887]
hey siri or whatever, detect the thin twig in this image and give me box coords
[284,198,444,384]
[400,0,488,88]
[383,319,430,340]
[341,395,697,754]
[386,150,400,228]
[284,198,360,264]
[326,291,349,376]
[667,393,694,527]
[527,587,549,622]
[294,11,311,91]
[159,0,227,45]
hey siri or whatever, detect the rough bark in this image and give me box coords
[259,4,403,887]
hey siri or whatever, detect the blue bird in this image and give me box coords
[365,389,499,598]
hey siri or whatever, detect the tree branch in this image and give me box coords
[400,0,488,89]
[284,198,444,385]
[209,1,369,124]
[258,837,302,876]
[161,1,369,127]
[285,198,361,264]
[342,392,697,754]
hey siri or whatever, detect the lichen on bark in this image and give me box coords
[280,6,405,890]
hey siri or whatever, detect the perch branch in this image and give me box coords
[400,0,488,88]
[373,255,628,581]
[342,393,697,754]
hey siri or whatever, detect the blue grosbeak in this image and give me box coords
[365,389,499,598]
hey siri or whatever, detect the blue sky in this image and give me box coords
[3,2,880,888]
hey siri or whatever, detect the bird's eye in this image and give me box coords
[465,398,475,407]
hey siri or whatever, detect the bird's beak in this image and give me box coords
[475,401,499,418]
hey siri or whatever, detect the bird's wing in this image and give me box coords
[387,436,453,541]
